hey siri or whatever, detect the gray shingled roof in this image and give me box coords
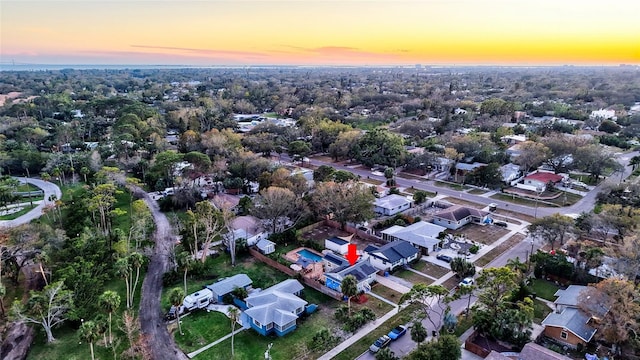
[434,205,488,222]
[206,274,252,297]
[541,307,597,342]
[553,285,588,307]
[244,279,307,327]
[325,258,377,282]
[368,240,418,263]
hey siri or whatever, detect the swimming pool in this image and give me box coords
[297,249,323,262]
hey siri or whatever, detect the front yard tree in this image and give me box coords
[251,186,307,235]
[88,183,120,236]
[184,200,232,264]
[579,278,640,355]
[376,348,399,360]
[340,274,358,316]
[288,140,311,164]
[513,141,550,174]
[169,287,185,336]
[410,321,428,344]
[128,252,145,309]
[450,257,476,278]
[400,284,452,331]
[79,320,99,360]
[115,257,133,308]
[10,281,74,343]
[228,306,240,357]
[99,290,121,345]
[528,214,575,250]
[311,180,375,230]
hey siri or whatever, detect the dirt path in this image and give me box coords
[135,188,188,360]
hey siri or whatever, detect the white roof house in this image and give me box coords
[374,194,412,216]
[381,221,447,253]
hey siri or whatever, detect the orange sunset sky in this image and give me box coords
[1,0,639,66]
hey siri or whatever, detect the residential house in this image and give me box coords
[541,285,598,349]
[205,274,253,304]
[325,236,350,255]
[323,252,351,272]
[515,171,565,192]
[255,239,276,255]
[243,279,307,337]
[381,221,447,255]
[500,163,521,183]
[484,342,572,360]
[501,134,527,145]
[227,215,268,246]
[374,194,412,216]
[324,258,378,293]
[365,240,419,272]
[432,205,490,230]
[454,162,487,182]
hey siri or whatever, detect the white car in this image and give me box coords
[458,277,474,287]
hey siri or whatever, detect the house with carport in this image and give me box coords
[381,221,447,255]
[242,279,307,337]
[205,274,253,304]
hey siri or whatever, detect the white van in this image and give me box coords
[182,289,213,312]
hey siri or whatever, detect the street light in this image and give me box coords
[534,186,543,219]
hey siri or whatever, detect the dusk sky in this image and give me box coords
[1,0,639,66]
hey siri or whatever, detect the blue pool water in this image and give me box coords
[297,249,323,262]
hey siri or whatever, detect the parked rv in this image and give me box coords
[182,289,214,312]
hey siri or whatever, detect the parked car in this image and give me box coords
[494,221,508,227]
[436,254,453,263]
[458,277,474,288]
[387,325,407,340]
[369,335,391,353]
[488,203,498,212]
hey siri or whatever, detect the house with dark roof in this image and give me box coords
[515,171,565,192]
[323,252,350,272]
[242,279,307,337]
[365,240,419,271]
[484,342,572,360]
[324,258,378,293]
[541,285,597,349]
[205,274,253,304]
[454,162,487,182]
[381,221,447,255]
[374,194,412,216]
[432,205,490,230]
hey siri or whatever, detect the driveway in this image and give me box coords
[0,177,62,228]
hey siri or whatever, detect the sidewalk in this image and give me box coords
[317,307,400,360]
[186,327,245,358]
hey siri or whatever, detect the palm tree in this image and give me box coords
[177,251,194,295]
[99,290,121,344]
[629,155,640,170]
[228,306,240,357]
[128,252,144,307]
[79,320,99,360]
[340,275,358,316]
[93,314,109,347]
[506,257,528,279]
[80,166,90,183]
[115,257,132,308]
[410,321,428,343]
[34,250,49,286]
[169,287,185,336]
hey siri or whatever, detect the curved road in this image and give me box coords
[0,177,62,228]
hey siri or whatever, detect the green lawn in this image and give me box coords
[528,278,560,301]
[533,298,553,323]
[173,311,232,353]
[395,269,433,285]
[546,191,582,206]
[370,283,403,304]
[333,304,421,360]
[412,261,450,278]
[467,188,488,195]
[434,181,467,191]
[451,313,474,337]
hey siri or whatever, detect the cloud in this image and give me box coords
[129,45,269,58]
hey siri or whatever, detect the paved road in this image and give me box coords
[356,234,542,360]
[299,150,639,219]
[0,177,62,228]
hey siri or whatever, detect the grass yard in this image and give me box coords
[449,224,510,246]
[173,311,232,353]
[332,304,421,360]
[546,191,582,206]
[403,187,437,197]
[412,260,450,278]
[467,188,488,195]
[440,275,460,291]
[361,178,383,185]
[395,269,434,285]
[434,181,467,191]
[353,295,395,318]
[451,313,474,337]
[475,234,526,267]
[370,283,404,304]
[528,278,560,301]
[533,298,553,323]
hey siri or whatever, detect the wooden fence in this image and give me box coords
[464,330,492,358]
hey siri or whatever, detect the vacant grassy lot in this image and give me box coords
[370,283,404,304]
[449,224,510,245]
[395,268,434,285]
[475,233,526,267]
[412,260,450,278]
[333,304,421,360]
[528,278,560,301]
[533,298,553,323]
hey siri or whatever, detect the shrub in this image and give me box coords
[469,244,480,254]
